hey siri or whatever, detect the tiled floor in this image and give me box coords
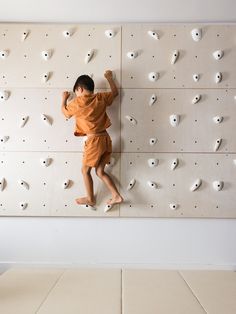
[0,268,235,314]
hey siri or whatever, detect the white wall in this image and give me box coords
[0,0,236,270]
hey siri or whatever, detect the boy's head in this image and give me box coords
[73,75,94,96]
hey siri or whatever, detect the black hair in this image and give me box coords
[73,75,94,92]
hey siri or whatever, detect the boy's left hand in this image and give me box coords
[62,91,70,101]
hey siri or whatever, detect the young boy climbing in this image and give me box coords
[61,70,123,209]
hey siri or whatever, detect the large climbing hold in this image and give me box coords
[190,178,202,191]
[191,28,202,41]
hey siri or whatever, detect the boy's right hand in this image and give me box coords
[62,91,70,101]
[104,70,113,80]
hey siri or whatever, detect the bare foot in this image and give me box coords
[107,194,123,205]
[75,197,95,206]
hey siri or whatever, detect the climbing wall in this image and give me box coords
[0,23,236,217]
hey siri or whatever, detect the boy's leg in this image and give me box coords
[76,164,95,206]
[95,155,123,205]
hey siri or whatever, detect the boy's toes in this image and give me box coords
[75,197,95,206]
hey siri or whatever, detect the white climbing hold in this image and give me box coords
[106,156,115,168]
[190,178,202,192]
[41,50,52,60]
[105,29,115,38]
[148,158,158,168]
[62,179,70,189]
[169,203,179,210]
[18,180,29,190]
[213,116,223,124]
[148,30,159,40]
[21,30,30,41]
[213,180,224,191]
[125,115,137,125]
[127,178,136,191]
[149,138,157,146]
[0,136,9,143]
[40,158,52,167]
[104,204,113,213]
[149,94,157,106]
[214,138,222,151]
[170,158,179,170]
[0,90,10,101]
[192,94,201,104]
[213,50,224,60]
[127,51,138,59]
[191,28,202,41]
[0,177,6,191]
[82,204,96,211]
[147,181,157,189]
[42,72,50,83]
[84,49,94,64]
[41,114,52,126]
[63,30,73,38]
[171,50,179,64]
[19,116,29,128]
[169,114,180,127]
[215,72,222,84]
[20,202,28,210]
[0,50,9,59]
[193,74,200,82]
[148,72,159,82]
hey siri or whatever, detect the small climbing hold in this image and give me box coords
[169,203,179,210]
[18,180,29,190]
[149,94,157,106]
[62,179,70,189]
[193,74,200,82]
[0,136,9,143]
[106,156,115,168]
[63,30,73,38]
[0,50,9,59]
[105,29,115,38]
[127,178,136,191]
[213,180,224,191]
[192,94,201,104]
[191,28,202,41]
[213,50,224,60]
[84,49,94,64]
[127,51,138,59]
[41,50,52,60]
[104,204,113,213]
[148,72,159,82]
[190,178,202,191]
[40,158,52,167]
[215,72,222,84]
[125,115,137,125]
[0,177,6,191]
[148,30,159,40]
[19,116,29,128]
[21,30,30,41]
[0,90,10,101]
[171,50,179,64]
[20,202,28,210]
[41,114,52,126]
[82,204,96,211]
[169,114,180,127]
[149,138,157,146]
[147,181,157,189]
[214,138,222,151]
[148,158,158,168]
[42,72,50,83]
[213,116,223,124]
[170,158,179,170]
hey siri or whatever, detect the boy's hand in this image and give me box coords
[62,91,70,102]
[104,70,113,80]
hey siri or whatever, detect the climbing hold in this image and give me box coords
[40,158,52,167]
[0,90,9,101]
[215,72,222,84]
[127,178,136,191]
[42,72,50,83]
[104,204,113,213]
[0,136,9,143]
[191,28,202,41]
[127,51,138,59]
[213,180,224,191]
[214,138,222,151]
[21,30,30,41]
[190,178,202,191]
[106,156,115,167]
[147,181,157,189]
[193,74,200,82]
[148,30,159,40]
[170,158,179,170]
[149,138,157,146]
[148,72,159,82]
[20,202,28,210]
[41,50,52,60]
[0,50,9,59]
[213,116,223,124]
[171,50,179,64]
[149,94,157,106]
[84,49,94,64]
[18,180,29,190]
[41,114,52,126]
[19,116,29,128]
[63,30,73,38]
[169,203,179,210]
[125,115,137,125]
[148,158,158,167]
[192,94,201,104]
[62,179,70,189]
[82,204,96,211]
[105,29,115,38]
[213,50,224,60]
[169,114,180,127]
[0,177,6,191]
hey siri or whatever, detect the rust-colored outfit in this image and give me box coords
[62,92,114,167]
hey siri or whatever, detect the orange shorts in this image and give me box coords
[83,132,112,167]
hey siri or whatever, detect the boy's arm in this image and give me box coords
[104,70,118,97]
[61,91,73,118]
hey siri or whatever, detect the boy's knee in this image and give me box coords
[95,168,105,178]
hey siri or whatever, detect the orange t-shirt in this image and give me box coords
[62,92,114,136]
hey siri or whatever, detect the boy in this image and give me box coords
[61,70,123,209]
